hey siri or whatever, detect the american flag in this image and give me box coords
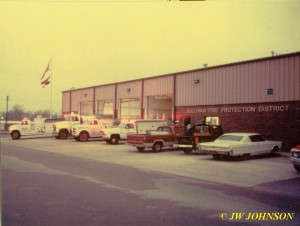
[40,61,51,88]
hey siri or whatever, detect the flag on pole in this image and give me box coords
[40,61,51,88]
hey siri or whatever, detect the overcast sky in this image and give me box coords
[0,0,299,115]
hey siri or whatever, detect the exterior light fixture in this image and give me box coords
[193,79,200,84]
[127,88,131,93]
[84,94,87,97]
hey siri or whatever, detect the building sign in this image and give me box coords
[186,104,290,114]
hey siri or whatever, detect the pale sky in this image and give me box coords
[0,0,299,115]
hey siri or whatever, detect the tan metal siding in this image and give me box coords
[62,92,70,113]
[116,80,142,99]
[144,75,174,96]
[70,88,94,112]
[95,85,115,100]
[176,55,300,106]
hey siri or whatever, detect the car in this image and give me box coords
[197,132,282,160]
[291,145,300,172]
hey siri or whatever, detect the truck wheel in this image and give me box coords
[110,136,119,145]
[137,147,145,152]
[11,131,21,140]
[59,130,68,139]
[79,132,89,142]
[153,142,162,152]
[183,149,193,154]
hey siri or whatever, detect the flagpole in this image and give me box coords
[50,57,53,118]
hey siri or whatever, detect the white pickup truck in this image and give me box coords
[71,118,113,142]
[100,119,166,145]
[53,114,90,139]
[9,117,64,140]
[197,132,282,160]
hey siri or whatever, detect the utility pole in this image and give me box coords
[5,95,9,130]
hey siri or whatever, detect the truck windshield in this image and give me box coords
[118,123,133,129]
[118,123,127,129]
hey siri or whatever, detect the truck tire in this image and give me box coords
[137,147,145,152]
[183,149,193,154]
[152,142,163,152]
[59,130,68,139]
[11,131,21,140]
[79,131,89,142]
[110,135,119,145]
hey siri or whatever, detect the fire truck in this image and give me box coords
[9,117,64,140]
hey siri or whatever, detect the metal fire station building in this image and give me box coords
[62,52,300,150]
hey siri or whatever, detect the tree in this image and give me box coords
[0,105,59,121]
[10,104,25,121]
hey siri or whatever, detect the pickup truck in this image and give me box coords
[71,118,113,142]
[53,114,91,139]
[176,124,223,154]
[100,119,167,145]
[127,126,185,152]
[197,132,282,160]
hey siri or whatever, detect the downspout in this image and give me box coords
[173,74,177,122]
[141,79,144,119]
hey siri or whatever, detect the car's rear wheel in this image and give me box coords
[271,146,279,155]
[212,154,221,160]
[79,132,89,142]
[241,154,250,161]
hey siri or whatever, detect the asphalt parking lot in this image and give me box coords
[1,135,298,191]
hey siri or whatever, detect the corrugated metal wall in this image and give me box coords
[176,54,300,106]
[62,92,70,113]
[144,75,174,96]
[116,80,142,99]
[95,85,115,100]
[62,88,94,113]
[62,53,299,115]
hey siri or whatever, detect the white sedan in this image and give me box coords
[197,133,282,160]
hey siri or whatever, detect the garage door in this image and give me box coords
[80,102,93,115]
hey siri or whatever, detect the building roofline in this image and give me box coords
[62,51,300,93]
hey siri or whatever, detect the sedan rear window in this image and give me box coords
[218,135,243,142]
[249,135,265,142]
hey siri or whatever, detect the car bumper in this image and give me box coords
[291,157,300,166]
